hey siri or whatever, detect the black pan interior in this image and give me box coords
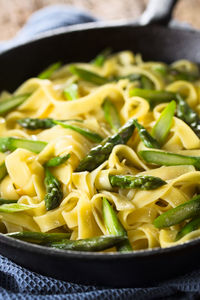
[1,23,200,92]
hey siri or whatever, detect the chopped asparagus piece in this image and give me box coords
[152,100,176,145]
[130,88,175,106]
[54,120,103,143]
[44,168,63,211]
[92,48,112,67]
[48,235,127,252]
[38,62,62,79]
[18,118,54,130]
[45,154,70,167]
[109,174,166,190]
[0,199,18,205]
[102,98,121,132]
[139,150,200,170]
[0,93,31,116]
[176,217,200,240]
[6,231,71,244]
[102,198,132,252]
[76,118,135,172]
[0,204,30,213]
[69,65,109,85]
[63,83,79,100]
[154,195,200,228]
[0,137,47,154]
[133,119,160,149]
[176,94,200,138]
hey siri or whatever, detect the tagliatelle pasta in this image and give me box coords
[1,50,200,252]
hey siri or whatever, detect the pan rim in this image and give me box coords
[1,232,200,260]
[0,21,199,56]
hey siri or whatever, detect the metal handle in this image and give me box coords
[139,0,178,26]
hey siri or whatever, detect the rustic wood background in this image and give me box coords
[1,0,200,41]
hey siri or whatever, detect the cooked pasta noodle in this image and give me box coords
[1,50,200,252]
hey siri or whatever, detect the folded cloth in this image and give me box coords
[0,5,200,300]
[0,5,97,52]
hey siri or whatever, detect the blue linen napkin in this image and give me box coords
[0,5,200,300]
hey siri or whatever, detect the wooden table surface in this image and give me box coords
[0,0,200,41]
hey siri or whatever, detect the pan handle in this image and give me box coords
[139,0,178,26]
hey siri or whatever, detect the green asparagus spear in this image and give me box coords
[63,83,79,100]
[92,48,112,67]
[6,231,71,244]
[0,137,47,154]
[47,235,127,252]
[0,162,7,182]
[44,168,63,211]
[18,118,54,130]
[109,174,166,190]
[154,195,200,228]
[133,119,160,148]
[113,73,141,82]
[130,88,175,106]
[0,93,31,116]
[0,203,30,213]
[76,118,135,172]
[54,120,103,143]
[141,76,154,89]
[0,198,17,205]
[18,118,83,130]
[102,198,132,252]
[176,217,200,240]
[102,98,121,132]
[139,150,200,169]
[169,68,199,82]
[151,100,176,145]
[45,154,70,167]
[69,66,109,85]
[176,94,200,138]
[38,62,62,79]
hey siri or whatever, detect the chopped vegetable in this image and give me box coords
[130,88,175,106]
[109,174,166,190]
[154,195,200,228]
[92,48,112,67]
[176,93,200,138]
[152,100,176,145]
[18,118,54,130]
[63,83,79,100]
[0,93,31,116]
[44,168,63,211]
[69,66,109,85]
[6,231,71,244]
[54,120,103,143]
[176,217,200,240]
[141,76,154,89]
[0,199,18,205]
[76,118,135,172]
[139,150,200,170]
[48,235,127,251]
[45,154,70,167]
[102,98,121,132]
[38,62,62,79]
[0,203,30,213]
[133,119,160,148]
[102,197,132,252]
[0,137,47,154]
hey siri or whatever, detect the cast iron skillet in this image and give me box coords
[0,0,200,287]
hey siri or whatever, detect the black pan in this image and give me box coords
[0,0,200,288]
